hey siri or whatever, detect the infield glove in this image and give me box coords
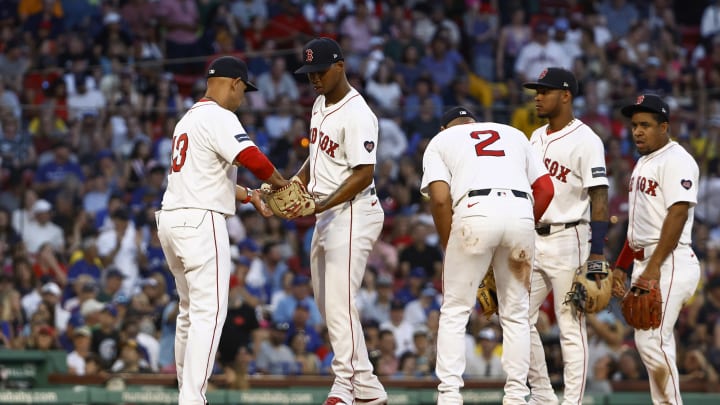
[564,260,612,314]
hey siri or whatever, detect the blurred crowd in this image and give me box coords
[0,0,719,393]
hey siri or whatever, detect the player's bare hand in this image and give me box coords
[611,268,627,298]
[250,189,273,218]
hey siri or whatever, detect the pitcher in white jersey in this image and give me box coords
[293,37,387,405]
[156,56,290,405]
[421,107,554,405]
[613,94,700,405]
[522,67,610,405]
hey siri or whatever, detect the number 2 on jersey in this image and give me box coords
[170,133,189,173]
[470,130,505,157]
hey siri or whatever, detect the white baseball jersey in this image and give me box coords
[420,122,547,204]
[307,87,377,197]
[627,141,698,249]
[162,99,256,215]
[529,119,608,223]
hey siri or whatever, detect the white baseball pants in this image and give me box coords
[156,209,231,405]
[632,244,700,405]
[528,223,589,405]
[310,196,387,404]
[436,192,534,405]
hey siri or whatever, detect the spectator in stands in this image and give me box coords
[91,304,121,370]
[255,56,300,104]
[33,242,67,287]
[380,299,414,357]
[97,208,140,296]
[420,30,468,89]
[612,349,647,381]
[398,221,443,281]
[273,274,322,330]
[0,40,30,92]
[155,0,204,74]
[21,200,64,255]
[495,8,531,81]
[33,140,84,203]
[411,325,434,377]
[339,0,378,56]
[0,114,36,169]
[599,0,639,40]
[465,327,504,379]
[66,325,92,375]
[366,61,402,116]
[255,322,297,375]
[375,329,399,376]
[680,348,719,384]
[464,0,498,81]
[290,331,320,375]
[403,285,439,327]
[514,22,569,82]
[586,354,617,394]
[362,273,394,324]
[111,338,152,373]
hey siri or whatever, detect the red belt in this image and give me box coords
[632,248,645,261]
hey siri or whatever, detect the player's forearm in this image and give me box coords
[588,185,609,256]
[430,200,451,251]
[427,181,452,251]
[589,186,609,222]
[294,158,310,187]
[647,202,689,270]
[315,165,374,213]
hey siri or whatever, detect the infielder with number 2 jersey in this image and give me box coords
[613,94,700,405]
[157,56,289,405]
[422,106,554,405]
[523,68,610,405]
[293,37,387,405]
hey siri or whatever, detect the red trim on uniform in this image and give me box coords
[309,94,361,196]
[574,226,588,403]
[188,99,216,111]
[615,240,634,271]
[235,146,275,180]
[200,213,221,401]
[531,174,554,222]
[347,201,357,385]
[660,252,680,403]
[540,124,583,161]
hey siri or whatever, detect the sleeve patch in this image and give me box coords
[234,133,250,143]
[681,179,692,190]
[591,167,607,178]
[364,141,375,152]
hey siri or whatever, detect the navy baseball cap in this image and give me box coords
[621,94,670,123]
[523,67,578,97]
[441,106,477,128]
[294,37,344,74]
[207,56,258,92]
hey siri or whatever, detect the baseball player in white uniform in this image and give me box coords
[612,94,700,405]
[156,56,289,405]
[421,106,555,405]
[293,37,387,405]
[522,68,609,405]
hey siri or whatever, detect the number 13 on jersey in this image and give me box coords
[170,133,189,173]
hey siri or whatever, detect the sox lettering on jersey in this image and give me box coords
[543,158,571,183]
[310,128,340,158]
[629,175,659,196]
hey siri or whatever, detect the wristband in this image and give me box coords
[241,187,252,204]
[590,221,609,255]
